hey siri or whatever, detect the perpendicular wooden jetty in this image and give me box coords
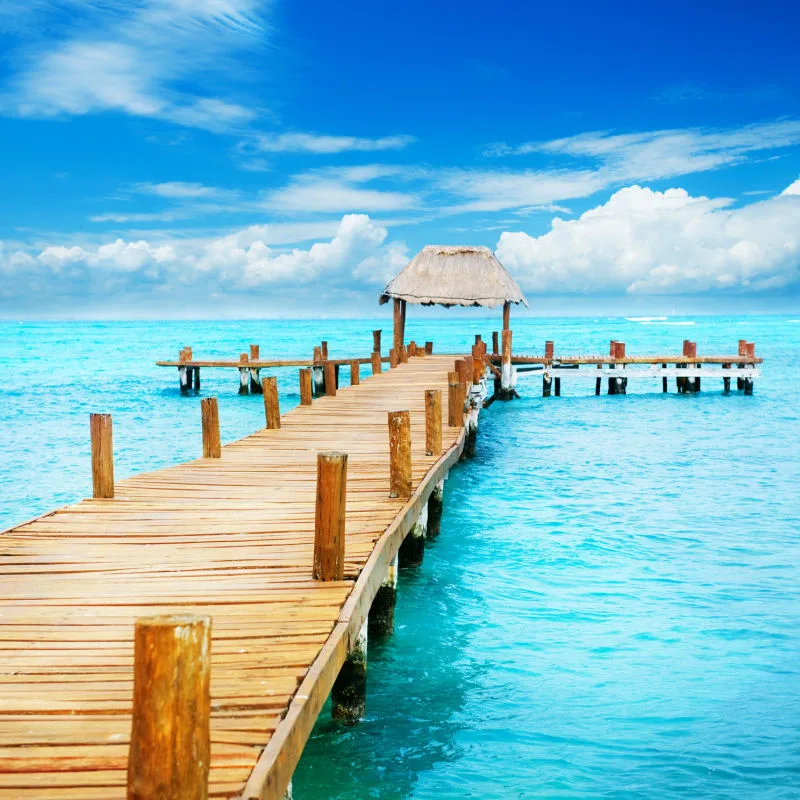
[0,351,472,800]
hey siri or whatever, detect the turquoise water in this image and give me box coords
[1,315,798,798]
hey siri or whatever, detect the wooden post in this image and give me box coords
[373,330,381,353]
[500,329,513,400]
[90,413,114,499]
[544,340,554,361]
[369,553,398,638]
[502,301,510,331]
[388,410,412,499]
[200,398,221,458]
[324,361,337,397]
[299,368,312,405]
[615,342,627,394]
[238,353,249,396]
[389,348,398,368]
[662,363,668,393]
[393,298,405,353]
[313,452,347,581]
[424,341,433,355]
[371,351,382,375]
[492,331,499,356]
[192,367,200,392]
[471,344,484,383]
[350,360,360,386]
[250,344,259,360]
[128,614,210,800]
[543,373,552,397]
[554,377,561,396]
[262,377,280,429]
[723,363,731,393]
[399,344,408,364]
[179,353,189,395]
[320,341,328,360]
[455,358,469,385]
[408,341,417,357]
[312,347,325,396]
[425,389,442,457]
[447,371,465,428]
[464,355,474,386]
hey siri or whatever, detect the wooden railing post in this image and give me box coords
[492,331,499,355]
[425,389,442,457]
[545,340,554,360]
[324,361,337,397]
[448,373,463,427]
[399,345,408,364]
[373,329,382,353]
[200,398,221,458]
[425,341,433,355]
[90,413,114,498]
[500,329,513,400]
[389,348,398,368]
[388,410,412,499]
[128,614,211,800]
[313,452,347,581]
[262,377,280,429]
[249,344,259,360]
[299,368,312,405]
[320,341,328,360]
[350,360,360,386]
[238,353,249,395]
[371,351,382,375]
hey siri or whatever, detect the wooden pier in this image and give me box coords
[0,354,468,800]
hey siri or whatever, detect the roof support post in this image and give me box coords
[393,298,406,352]
[502,301,510,331]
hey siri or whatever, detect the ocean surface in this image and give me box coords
[1,315,798,799]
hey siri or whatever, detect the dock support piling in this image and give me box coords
[500,329,514,400]
[448,375,463,428]
[313,452,347,582]
[368,553,398,638]
[262,377,280,429]
[179,365,189,394]
[388,410,412,499]
[502,301,510,331]
[425,341,433,355]
[331,619,367,724]
[299,368,312,405]
[200,397,221,458]
[192,367,200,392]
[723,363,731,394]
[744,376,754,395]
[371,351,382,375]
[249,368,262,394]
[350,360,360,386]
[128,614,211,800]
[662,364,668,393]
[492,331,499,355]
[425,389,442,457]
[427,479,444,539]
[373,329,381,354]
[399,503,427,568]
[595,364,602,396]
[543,374,552,397]
[90,413,114,499]
[554,377,561,396]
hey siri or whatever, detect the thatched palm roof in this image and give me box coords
[379,245,528,308]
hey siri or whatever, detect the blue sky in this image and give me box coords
[0,0,799,317]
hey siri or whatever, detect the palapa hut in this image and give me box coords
[379,245,527,352]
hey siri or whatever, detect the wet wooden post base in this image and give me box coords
[427,478,445,538]
[262,377,280,429]
[238,353,250,395]
[723,363,731,393]
[399,503,427,568]
[554,377,561,396]
[299,368,312,406]
[368,553,398,638]
[192,367,200,391]
[543,373,552,397]
[249,345,263,394]
[312,347,325,396]
[500,329,514,400]
[200,398,221,459]
[595,364,602,396]
[662,363,668,393]
[128,614,211,800]
[331,619,367,724]
[90,413,114,499]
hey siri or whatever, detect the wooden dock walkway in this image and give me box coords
[0,356,465,800]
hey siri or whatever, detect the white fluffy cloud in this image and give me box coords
[0,215,407,300]
[496,183,800,294]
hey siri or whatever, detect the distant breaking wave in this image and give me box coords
[664,321,695,326]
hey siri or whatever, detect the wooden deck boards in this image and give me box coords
[0,356,464,800]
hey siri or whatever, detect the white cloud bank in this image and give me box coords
[496,182,800,294]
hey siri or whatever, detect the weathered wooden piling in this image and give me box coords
[320,341,328,360]
[299,368,313,405]
[427,479,444,538]
[595,363,602,396]
[399,503,427,568]
[313,452,347,582]
[312,347,325,396]
[373,330,382,353]
[388,410,412,499]
[331,619,367,724]
[448,373,462,427]
[425,389,442,456]
[389,348,398,368]
[455,358,469,386]
[324,361,337,397]
[502,300,510,330]
[737,340,747,389]
[545,340,554,360]
[543,373,552,397]
[368,553,398,638]
[500,329,514,400]
[409,340,417,357]
[247,347,263,394]
[492,331,499,355]
[238,353,250,395]
[350,360,360,386]
[723,363,731,393]
[371,351,382,375]
[192,367,200,391]
[554,377,561,396]
[662,363,668,393]
[90,412,114,499]
[128,614,211,800]
[425,341,433,355]
[471,344,484,383]
[262,377,280,429]
[399,344,409,364]
[200,397,221,458]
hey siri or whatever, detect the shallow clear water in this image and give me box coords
[2,315,798,798]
